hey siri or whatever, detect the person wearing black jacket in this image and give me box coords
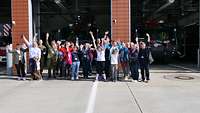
[138,41,150,83]
[128,42,139,82]
[80,43,91,79]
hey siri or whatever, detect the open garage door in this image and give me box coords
[39,0,111,42]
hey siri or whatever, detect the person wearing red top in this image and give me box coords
[60,42,72,79]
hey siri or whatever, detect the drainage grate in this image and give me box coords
[163,74,199,81]
[174,76,194,80]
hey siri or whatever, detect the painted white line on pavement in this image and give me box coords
[85,81,98,113]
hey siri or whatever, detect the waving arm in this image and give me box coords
[89,31,97,50]
[22,34,30,47]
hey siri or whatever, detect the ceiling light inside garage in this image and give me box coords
[158,20,164,24]
[54,0,66,9]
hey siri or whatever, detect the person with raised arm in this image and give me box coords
[8,43,27,80]
[103,31,112,80]
[71,46,81,80]
[63,41,72,80]
[46,33,58,79]
[138,33,152,83]
[22,34,42,80]
[38,39,46,76]
[110,41,119,82]
[89,31,106,81]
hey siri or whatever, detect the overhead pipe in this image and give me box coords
[153,0,175,15]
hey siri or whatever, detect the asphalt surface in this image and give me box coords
[0,64,200,113]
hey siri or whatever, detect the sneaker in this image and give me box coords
[103,74,106,80]
[95,74,99,81]
[17,77,21,81]
[134,80,138,83]
[131,79,134,82]
[71,77,75,81]
[124,76,128,81]
[38,78,43,82]
[22,77,26,81]
[76,76,79,80]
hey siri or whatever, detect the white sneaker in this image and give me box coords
[71,77,75,81]
[76,76,79,80]
[38,79,43,82]
[95,74,99,81]
[17,77,21,81]
[22,77,26,81]
[124,76,128,81]
[103,74,106,80]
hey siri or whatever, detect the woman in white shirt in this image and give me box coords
[89,31,107,81]
[22,34,42,80]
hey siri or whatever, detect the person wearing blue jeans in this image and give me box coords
[119,42,129,80]
[71,46,80,80]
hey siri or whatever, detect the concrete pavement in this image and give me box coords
[0,65,200,113]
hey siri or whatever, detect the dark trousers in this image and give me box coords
[121,61,129,77]
[130,63,139,80]
[47,58,56,78]
[15,61,26,77]
[88,61,92,74]
[61,62,71,79]
[66,64,71,79]
[55,59,62,75]
[30,58,41,80]
[96,61,105,76]
[40,58,45,75]
[140,63,150,81]
[105,60,111,79]
[82,59,90,78]
[59,61,64,77]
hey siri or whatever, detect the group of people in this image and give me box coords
[9,31,152,83]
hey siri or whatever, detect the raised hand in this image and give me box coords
[21,34,26,39]
[89,31,93,35]
[80,44,84,50]
[146,33,150,37]
[146,33,150,42]
[34,33,38,37]
[46,33,49,40]
[105,31,109,35]
[33,33,38,42]
[136,37,138,43]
